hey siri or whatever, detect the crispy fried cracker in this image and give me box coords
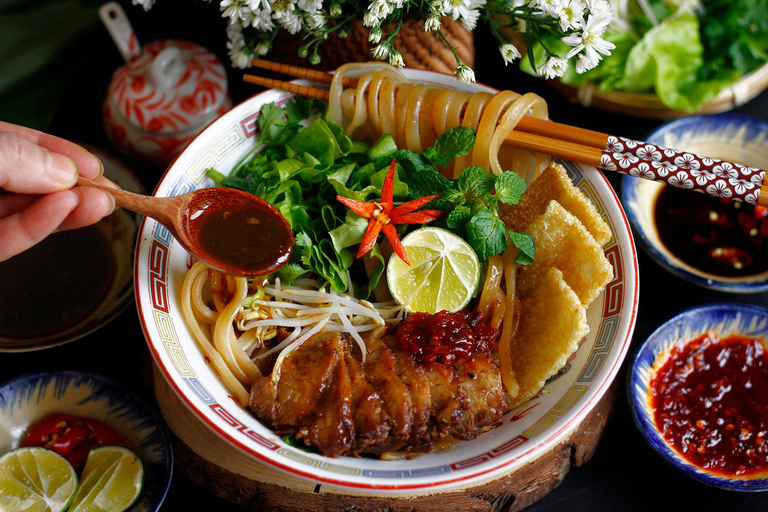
[509,267,588,409]
[518,200,613,307]
[503,162,612,247]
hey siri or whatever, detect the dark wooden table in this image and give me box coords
[4,2,768,510]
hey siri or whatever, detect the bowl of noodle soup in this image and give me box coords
[136,68,639,493]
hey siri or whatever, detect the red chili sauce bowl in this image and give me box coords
[629,303,768,491]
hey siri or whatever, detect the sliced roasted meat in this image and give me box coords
[248,326,510,458]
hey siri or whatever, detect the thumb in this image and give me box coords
[0,132,78,194]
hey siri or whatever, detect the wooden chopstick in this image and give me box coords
[244,61,768,207]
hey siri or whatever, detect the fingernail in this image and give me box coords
[48,151,78,185]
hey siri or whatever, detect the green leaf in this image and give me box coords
[423,127,476,166]
[275,263,310,285]
[407,167,454,200]
[446,204,472,229]
[465,209,508,261]
[510,231,536,265]
[458,166,496,198]
[328,211,370,252]
[287,118,342,168]
[495,171,527,205]
[367,133,398,161]
[258,102,293,145]
[278,203,311,230]
[206,168,227,187]
[370,164,409,198]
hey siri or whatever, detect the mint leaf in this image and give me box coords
[510,231,536,265]
[465,210,508,261]
[408,168,454,199]
[275,263,310,285]
[423,127,476,166]
[495,171,527,205]
[458,166,496,198]
[446,204,472,229]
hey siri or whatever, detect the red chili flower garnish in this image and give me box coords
[336,159,444,265]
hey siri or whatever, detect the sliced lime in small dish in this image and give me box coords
[70,446,144,512]
[0,446,79,512]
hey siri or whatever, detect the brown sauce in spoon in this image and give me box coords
[192,201,293,274]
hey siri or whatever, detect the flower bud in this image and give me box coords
[297,45,309,58]
[389,50,405,68]
[337,26,350,38]
[309,53,322,65]
[368,26,383,43]
[330,2,342,16]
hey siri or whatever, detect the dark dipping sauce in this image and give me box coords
[654,185,768,277]
[650,333,768,477]
[396,310,499,364]
[194,203,293,273]
[0,226,116,340]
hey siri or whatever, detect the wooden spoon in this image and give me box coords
[78,177,293,277]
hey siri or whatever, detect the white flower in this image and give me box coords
[745,191,759,204]
[712,162,738,178]
[368,26,383,43]
[599,153,617,171]
[585,0,612,17]
[690,169,715,186]
[455,64,476,83]
[669,171,693,189]
[251,7,275,30]
[635,144,662,161]
[751,173,764,185]
[621,137,638,149]
[298,0,322,12]
[532,0,562,18]
[663,148,677,158]
[368,0,393,19]
[562,13,615,71]
[227,30,253,68]
[538,55,569,79]
[132,0,155,11]
[706,180,732,198]
[442,0,472,21]
[575,54,596,73]
[615,153,639,169]
[371,43,390,60]
[700,156,716,167]
[651,160,675,177]
[674,153,700,170]
[389,50,405,67]
[554,0,585,32]
[604,136,624,153]
[500,44,521,65]
[425,14,442,31]
[273,0,302,34]
[729,178,754,196]
[742,165,761,177]
[630,162,655,180]
[363,10,380,27]
[221,0,252,22]
[460,0,485,30]
[307,12,326,30]
[255,41,271,56]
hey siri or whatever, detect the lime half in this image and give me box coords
[387,227,480,314]
[0,447,78,512]
[70,446,144,512]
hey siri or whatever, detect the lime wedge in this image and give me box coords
[387,227,480,314]
[70,446,144,512]
[0,447,78,512]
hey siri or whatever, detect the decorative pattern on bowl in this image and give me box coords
[621,113,768,293]
[628,302,768,491]
[0,371,173,511]
[135,69,639,494]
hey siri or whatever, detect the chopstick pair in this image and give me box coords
[245,59,768,207]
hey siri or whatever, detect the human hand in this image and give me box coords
[0,121,117,261]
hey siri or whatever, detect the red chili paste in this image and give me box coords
[650,334,768,477]
[396,310,499,364]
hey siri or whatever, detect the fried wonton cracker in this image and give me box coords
[518,200,613,307]
[503,162,612,247]
[509,267,588,409]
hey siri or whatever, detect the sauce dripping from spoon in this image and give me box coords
[77,177,293,277]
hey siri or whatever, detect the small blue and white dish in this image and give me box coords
[621,113,768,293]
[0,371,172,511]
[629,303,768,491]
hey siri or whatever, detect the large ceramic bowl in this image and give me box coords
[621,114,768,293]
[136,70,639,494]
[628,303,768,491]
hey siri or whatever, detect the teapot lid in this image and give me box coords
[107,40,229,134]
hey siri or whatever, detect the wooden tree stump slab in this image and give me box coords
[153,366,619,511]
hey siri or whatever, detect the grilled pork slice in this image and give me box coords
[248,327,509,457]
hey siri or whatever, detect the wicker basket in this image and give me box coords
[548,61,768,120]
[272,17,474,74]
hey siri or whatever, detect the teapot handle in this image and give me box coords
[100,2,141,63]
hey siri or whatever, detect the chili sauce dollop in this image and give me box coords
[650,334,768,477]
